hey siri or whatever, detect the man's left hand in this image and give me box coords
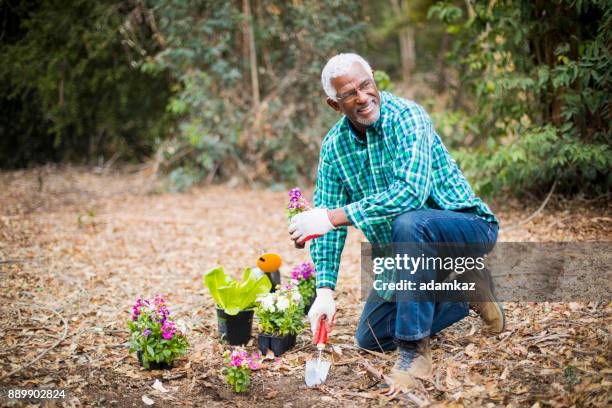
[288,208,335,244]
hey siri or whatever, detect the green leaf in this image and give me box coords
[203,266,230,309]
[205,266,271,315]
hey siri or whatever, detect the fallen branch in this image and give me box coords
[0,258,40,265]
[0,303,69,382]
[502,179,558,232]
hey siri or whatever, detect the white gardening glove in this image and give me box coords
[307,288,336,335]
[288,208,335,243]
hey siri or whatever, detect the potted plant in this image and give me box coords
[256,280,304,356]
[222,348,262,393]
[291,261,317,314]
[204,266,272,345]
[127,295,189,369]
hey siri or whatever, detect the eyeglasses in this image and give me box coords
[336,79,375,104]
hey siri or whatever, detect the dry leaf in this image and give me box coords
[152,379,168,393]
[264,390,279,399]
[142,394,154,405]
[499,366,509,380]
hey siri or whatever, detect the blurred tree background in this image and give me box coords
[1,0,610,197]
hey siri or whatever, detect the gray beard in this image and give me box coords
[355,109,380,126]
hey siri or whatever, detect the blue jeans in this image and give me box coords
[355,209,498,351]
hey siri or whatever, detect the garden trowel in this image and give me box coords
[305,316,333,387]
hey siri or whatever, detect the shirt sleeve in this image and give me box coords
[343,105,434,230]
[309,144,349,290]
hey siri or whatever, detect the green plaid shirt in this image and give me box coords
[310,91,497,292]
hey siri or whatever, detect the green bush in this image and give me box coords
[0,0,172,168]
[143,0,367,186]
[429,0,611,196]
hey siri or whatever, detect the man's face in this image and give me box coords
[327,63,381,130]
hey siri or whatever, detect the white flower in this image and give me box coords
[292,290,302,304]
[276,295,290,312]
[259,294,276,312]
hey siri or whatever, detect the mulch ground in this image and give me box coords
[1,166,610,407]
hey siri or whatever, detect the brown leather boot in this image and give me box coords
[471,301,505,333]
[466,267,505,334]
[389,337,432,390]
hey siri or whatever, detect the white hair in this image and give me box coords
[321,53,373,100]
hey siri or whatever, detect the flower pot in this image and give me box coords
[137,351,172,370]
[258,333,297,357]
[216,308,254,345]
[303,294,316,315]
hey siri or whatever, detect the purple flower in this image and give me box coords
[143,328,151,337]
[290,262,315,281]
[289,188,302,199]
[287,188,310,214]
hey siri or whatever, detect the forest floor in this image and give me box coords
[1,166,610,407]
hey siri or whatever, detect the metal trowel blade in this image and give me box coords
[305,359,331,387]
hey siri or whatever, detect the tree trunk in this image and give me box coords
[390,0,415,81]
[243,0,260,108]
[435,33,449,93]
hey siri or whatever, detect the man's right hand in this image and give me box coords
[307,287,336,334]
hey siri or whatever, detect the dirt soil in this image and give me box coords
[1,166,610,407]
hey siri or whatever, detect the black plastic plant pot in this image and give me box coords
[137,351,172,370]
[216,308,254,345]
[258,333,297,357]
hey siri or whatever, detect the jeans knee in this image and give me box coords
[392,211,426,242]
[355,325,373,349]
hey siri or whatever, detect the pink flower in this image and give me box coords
[162,330,173,340]
[247,358,261,370]
[290,261,315,281]
[230,354,243,368]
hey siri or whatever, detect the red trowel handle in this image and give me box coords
[303,234,322,242]
[313,314,335,346]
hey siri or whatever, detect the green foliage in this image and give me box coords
[3,0,609,198]
[142,0,367,186]
[203,266,272,315]
[374,70,394,92]
[297,278,316,306]
[429,0,611,196]
[0,0,172,167]
[225,366,250,393]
